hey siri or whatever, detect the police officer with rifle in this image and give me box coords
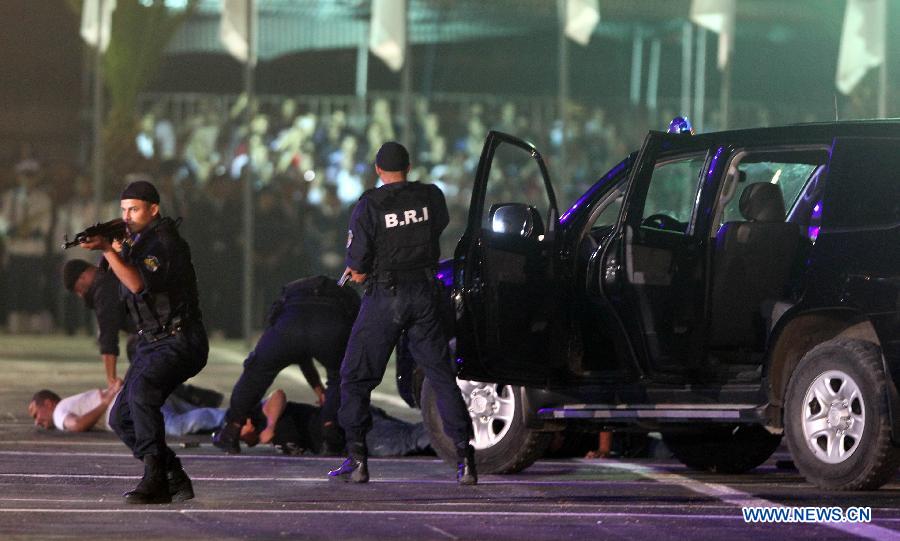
[79,180,207,504]
[328,142,476,485]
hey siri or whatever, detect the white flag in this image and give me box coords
[370,0,406,72]
[220,0,257,65]
[565,0,600,46]
[80,0,117,53]
[836,0,885,94]
[690,0,736,70]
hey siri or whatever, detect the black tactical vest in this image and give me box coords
[267,275,361,326]
[368,182,437,273]
[122,217,200,336]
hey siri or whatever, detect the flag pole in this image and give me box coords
[242,0,256,344]
[720,55,731,129]
[557,0,569,183]
[877,0,888,118]
[400,0,412,148]
[92,0,104,221]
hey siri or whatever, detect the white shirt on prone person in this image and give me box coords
[52,389,118,432]
[52,387,225,436]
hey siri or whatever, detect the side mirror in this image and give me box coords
[489,203,544,239]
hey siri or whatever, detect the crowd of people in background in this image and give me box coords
[0,93,815,338]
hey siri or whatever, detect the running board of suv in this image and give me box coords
[537,403,765,422]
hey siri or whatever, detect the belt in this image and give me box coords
[374,268,434,283]
[137,316,191,343]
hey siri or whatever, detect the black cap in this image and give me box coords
[62,259,92,292]
[375,141,410,172]
[120,180,160,204]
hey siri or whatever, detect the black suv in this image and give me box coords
[418,122,900,491]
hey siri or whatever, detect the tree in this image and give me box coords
[68,0,196,191]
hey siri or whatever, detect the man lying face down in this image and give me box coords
[239,389,432,458]
[28,382,223,437]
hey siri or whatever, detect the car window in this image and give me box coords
[640,154,706,234]
[720,161,818,226]
[481,142,552,230]
[591,187,624,230]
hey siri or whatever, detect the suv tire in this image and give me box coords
[662,425,782,474]
[421,377,551,474]
[784,338,900,490]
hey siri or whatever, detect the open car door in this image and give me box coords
[598,133,721,377]
[453,131,563,386]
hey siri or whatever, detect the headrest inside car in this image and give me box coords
[739,182,785,222]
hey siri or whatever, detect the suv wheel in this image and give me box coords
[784,338,900,490]
[421,377,551,474]
[662,425,782,474]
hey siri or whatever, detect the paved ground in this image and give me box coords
[3,333,900,540]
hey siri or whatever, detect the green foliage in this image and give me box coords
[103,0,196,115]
[77,0,197,183]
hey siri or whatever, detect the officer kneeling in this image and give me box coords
[79,180,208,504]
[328,142,476,485]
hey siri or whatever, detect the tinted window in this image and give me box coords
[720,162,819,225]
[825,138,900,228]
[640,154,706,234]
[482,142,551,229]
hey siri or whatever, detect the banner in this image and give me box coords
[220,0,257,65]
[80,0,117,53]
[565,0,600,46]
[370,0,406,72]
[836,0,885,94]
[690,0,736,70]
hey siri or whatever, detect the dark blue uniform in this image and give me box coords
[339,181,470,452]
[109,216,208,462]
[224,276,360,436]
[85,266,138,360]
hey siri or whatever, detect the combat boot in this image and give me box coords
[456,444,478,486]
[328,442,368,483]
[124,454,172,504]
[212,421,242,454]
[166,455,195,502]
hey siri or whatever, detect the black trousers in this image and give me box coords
[339,280,469,449]
[110,322,208,460]
[226,302,351,428]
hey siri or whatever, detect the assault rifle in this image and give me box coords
[62,218,127,250]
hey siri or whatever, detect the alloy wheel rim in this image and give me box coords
[457,379,515,450]
[800,369,865,464]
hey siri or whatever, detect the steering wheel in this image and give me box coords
[642,213,682,231]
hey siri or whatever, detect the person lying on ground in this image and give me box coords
[28,383,224,436]
[237,389,432,457]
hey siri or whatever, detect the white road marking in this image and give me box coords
[0,507,898,524]
[209,346,410,409]
[583,459,900,541]
[0,440,125,447]
[424,524,460,539]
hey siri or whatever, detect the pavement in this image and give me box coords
[3,333,900,540]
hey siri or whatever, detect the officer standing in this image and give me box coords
[212,275,360,455]
[328,141,476,485]
[80,180,208,504]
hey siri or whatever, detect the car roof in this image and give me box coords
[657,119,900,147]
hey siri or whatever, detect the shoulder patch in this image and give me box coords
[143,256,160,273]
[346,229,353,248]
